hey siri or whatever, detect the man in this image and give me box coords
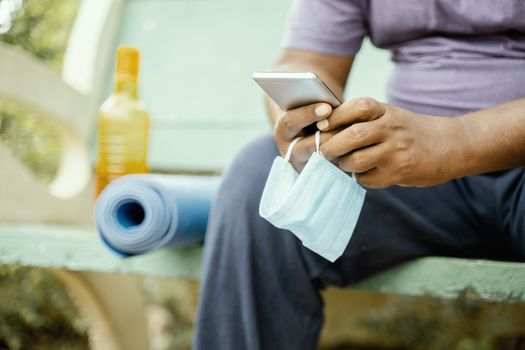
[194,1,525,349]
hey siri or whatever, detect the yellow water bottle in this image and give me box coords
[96,45,150,196]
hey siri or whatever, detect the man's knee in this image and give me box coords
[204,133,284,252]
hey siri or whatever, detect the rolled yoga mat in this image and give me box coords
[95,174,220,256]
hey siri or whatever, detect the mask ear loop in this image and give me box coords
[315,130,321,154]
[284,137,303,163]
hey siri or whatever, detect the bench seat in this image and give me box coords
[2,224,524,303]
[0,224,202,279]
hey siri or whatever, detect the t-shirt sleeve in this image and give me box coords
[283,0,368,56]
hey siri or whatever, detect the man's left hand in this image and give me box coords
[317,97,464,189]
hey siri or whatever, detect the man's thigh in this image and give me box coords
[311,172,506,287]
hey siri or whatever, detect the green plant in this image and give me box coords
[0,265,88,350]
[359,290,525,350]
[0,0,80,182]
[0,0,81,70]
[0,99,60,182]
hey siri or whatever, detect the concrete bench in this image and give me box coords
[1,0,524,349]
[2,225,524,302]
[1,224,525,349]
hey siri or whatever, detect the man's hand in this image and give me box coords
[273,103,340,171]
[317,97,464,189]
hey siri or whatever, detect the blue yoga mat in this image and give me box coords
[95,174,220,256]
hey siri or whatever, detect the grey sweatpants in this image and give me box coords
[194,134,525,350]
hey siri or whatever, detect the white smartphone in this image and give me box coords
[252,71,342,111]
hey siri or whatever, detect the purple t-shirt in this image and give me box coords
[285,0,525,116]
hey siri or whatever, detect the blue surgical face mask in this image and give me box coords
[259,131,366,262]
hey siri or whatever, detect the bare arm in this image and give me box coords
[454,97,525,177]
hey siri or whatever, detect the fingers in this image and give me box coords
[317,97,386,131]
[273,103,332,143]
[355,168,392,189]
[289,130,339,171]
[337,142,388,173]
[320,119,385,161]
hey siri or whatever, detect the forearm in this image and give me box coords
[265,97,283,126]
[452,97,525,177]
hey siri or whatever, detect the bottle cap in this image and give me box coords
[115,45,140,83]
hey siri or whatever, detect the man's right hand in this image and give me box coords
[267,48,355,171]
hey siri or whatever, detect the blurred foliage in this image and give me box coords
[0,0,80,183]
[0,0,81,70]
[355,289,525,350]
[142,277,198,350]
[0,99,60,182]
[0,1,87,348]
[0,265,88,350]
[145,299,194,350]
